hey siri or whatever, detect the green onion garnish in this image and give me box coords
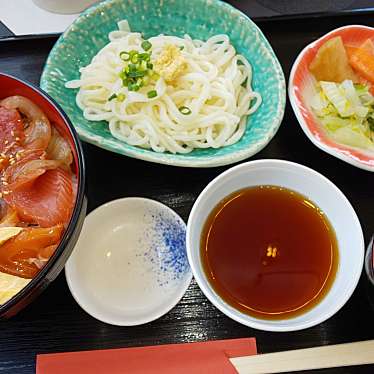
[119,51,130,61]
[140,60,148,71]
[179,106,191,115]
[241,77,248,88]
[128,82,140,91]
[108,93,117,101]
[147,90,157,99]
[130,54,139,63]
[128,63,137,72]
[138,53,151,61]
[179,46,184,50]
[141,40,152,51]
[128,70,146,78]
[118,45,156,92]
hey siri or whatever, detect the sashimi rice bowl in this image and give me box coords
[0,73,86,317]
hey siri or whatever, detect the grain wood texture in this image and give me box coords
[231,340,374,373]
[0,13,373,374]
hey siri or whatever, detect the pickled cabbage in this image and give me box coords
[311,80,374,150]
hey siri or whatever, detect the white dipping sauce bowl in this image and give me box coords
[186,159,364,332]
[66,198,192,326]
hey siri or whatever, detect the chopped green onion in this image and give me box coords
[179,106,191,115]
[147,90,157,99]
[128,82,140,91]
[136,78,144,88]
[140,60,148,71]
[119,51,130,61]
[141,40,152,51]
[117,93,126,102]
[151,72,159,80]
[241,77,248,88]
[128,70,146,78]
[237,60,244,66]
[108,93,117,101]
[138,53,151,61]
[130,54,139,63]
[118,45,156,92]
[179,46,184,50]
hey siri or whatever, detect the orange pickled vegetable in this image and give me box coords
[309,36,358,82]
[348,39,374,83]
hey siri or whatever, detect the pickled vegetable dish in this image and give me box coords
[309,36,374,150]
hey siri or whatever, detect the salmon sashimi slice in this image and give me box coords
[0,107,25,172]
[4,168,74,227]
[0,225,63,278]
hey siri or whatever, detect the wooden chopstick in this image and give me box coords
[230,340,374,374]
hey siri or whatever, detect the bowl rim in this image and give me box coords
[186,159,365,331]
[288,24,374,172]
[364,235,374,286]
[0,72,86,316]
[40,0,286,168]
[65,196,192,326]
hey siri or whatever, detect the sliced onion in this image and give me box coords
[1,96,51,151]
[3,150,61,191]
[46,127,73,169]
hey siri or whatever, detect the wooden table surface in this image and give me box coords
[0,12,374,374]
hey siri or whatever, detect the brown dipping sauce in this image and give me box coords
[201,185,338,320]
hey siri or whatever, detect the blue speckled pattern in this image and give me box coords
[142,209,189,286]
[40,0,286,167]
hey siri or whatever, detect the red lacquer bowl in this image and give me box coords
[0,73,87,318]
[289,25,374,172]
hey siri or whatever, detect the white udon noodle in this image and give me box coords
[66,21,262,154]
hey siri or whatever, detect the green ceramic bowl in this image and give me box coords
[40,0,286,167]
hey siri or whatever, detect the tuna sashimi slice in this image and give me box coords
[4,168,74,227]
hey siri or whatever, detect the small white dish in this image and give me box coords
[65,198,192,326]
[186,159,364,332]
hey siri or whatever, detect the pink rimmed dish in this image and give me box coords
[289,25,374,172]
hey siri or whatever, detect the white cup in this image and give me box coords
[186,159,364,332]
[32,0,99,14]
